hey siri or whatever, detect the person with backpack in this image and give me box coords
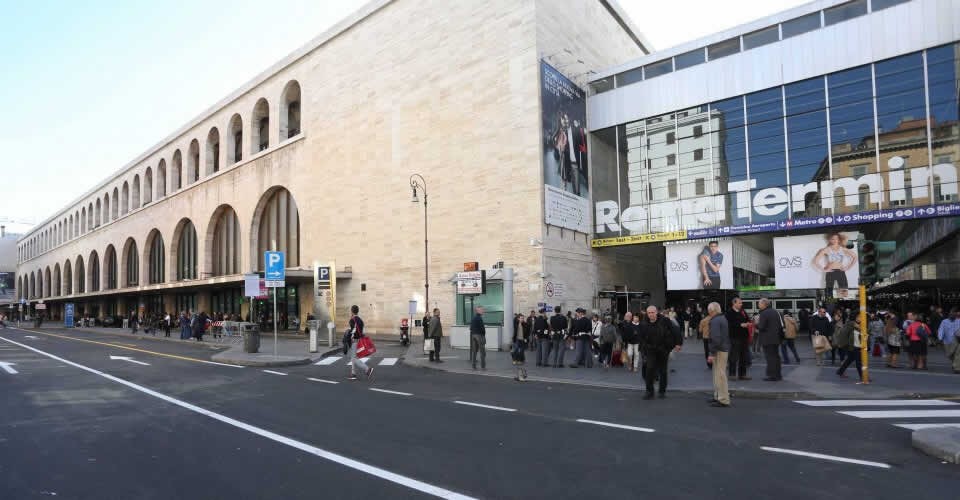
[638,306,682,399]
[904,311,931,370]
[347,305,374,380]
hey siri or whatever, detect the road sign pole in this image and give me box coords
[273,286,278,358]
[860,284,869,384]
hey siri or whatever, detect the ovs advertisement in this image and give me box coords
[773,232,859,291]
[665,240,733,290]
[540,61,590,233]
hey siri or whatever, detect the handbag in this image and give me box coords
[620,350,629,365]
[423,337,435,353]
[853,330,862,349]
[355,336,376,358]
[812,334,830,353]
[872,342,882,357]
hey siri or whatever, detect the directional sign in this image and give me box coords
[264,251,285,288]
[0,361,18,374]
[109,356,150,366]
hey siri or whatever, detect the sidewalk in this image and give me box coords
[406,335,960,399]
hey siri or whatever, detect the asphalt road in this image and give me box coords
[1,325,957,500]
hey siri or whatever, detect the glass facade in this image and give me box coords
[594,43,960,240]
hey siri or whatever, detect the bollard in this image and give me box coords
[327,321,336,347]
[308,320,319,353]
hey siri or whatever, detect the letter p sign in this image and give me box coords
[264,251,285,286]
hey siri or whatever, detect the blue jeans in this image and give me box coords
[780,339,800,363]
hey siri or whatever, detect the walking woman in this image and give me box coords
[179,311,191,340]
[884,315,902,368]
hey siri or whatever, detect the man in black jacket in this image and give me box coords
[756,298,783,381]
[724,297,751,380]
[534,309,550,366]
[549,306,569,368]
[809,306,833,366]
[638,306,682,399]
[570,308,594,368]
[470,306,486,370]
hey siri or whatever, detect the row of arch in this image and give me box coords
[18,80,303,264]
[17,187,301,301]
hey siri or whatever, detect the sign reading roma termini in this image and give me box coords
[593,157,960,247]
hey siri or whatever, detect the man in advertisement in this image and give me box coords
[699,241,724,289]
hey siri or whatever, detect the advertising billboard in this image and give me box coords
[665,240,734,290]
[540,61,590,233]
[773,232,859,292]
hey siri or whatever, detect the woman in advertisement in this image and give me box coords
[812,233,857,295]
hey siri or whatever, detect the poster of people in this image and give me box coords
[541,60,590,233]
[665,240,734,290]
[773,232,860,293]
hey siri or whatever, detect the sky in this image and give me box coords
[0,0,808,235]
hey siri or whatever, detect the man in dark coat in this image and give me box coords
[724,297,751,380]
[756,298,783,381]
[638,306,682,399]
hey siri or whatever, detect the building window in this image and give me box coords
[89,252,100,292]
[824,0,868,27]
[211,206,240,277]
[667,154,676,166]
[781,12,821,39]
[105,246,117,290]
[643,59,673,80]
[693,125,703,138]
[666,132,676,145]
[281,80,302,139]
[228,114,243,165]
[148,231,165,284]
[255,188,301,271]
[695,178,706,195]
[126,241,139,287]
[252,98,270,154]
[188,139,200,183]
[176,220,198,281]
[694,148,704,161]
[742,25,779,50]
[667,179,678,198]
[207,127,221,175]
[872,0,910,11]
[707,37,740,60]
[615,68,643,87]
[674,49,705,70]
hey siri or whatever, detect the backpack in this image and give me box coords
[915,323,930,339]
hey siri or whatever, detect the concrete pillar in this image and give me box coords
[502,268,514,350]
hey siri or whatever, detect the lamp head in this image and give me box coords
[411,188,419,203]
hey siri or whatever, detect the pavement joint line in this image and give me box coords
[453,401,517,412]
[263,370,288,376]
[307,377,339,384]
[369,388,413,396]
[12,327,244,368]
[760,446,891,469]
[575,419,655,433]
[0,334,478,500]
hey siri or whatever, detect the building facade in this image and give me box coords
[14,0,648,332]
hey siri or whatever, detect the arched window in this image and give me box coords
[132,175,141,210]
[157,160,167,198]
[67,215,73,240]
[104,245,117,290]
[210,205,240,276]
[103,194,110,224]
[53,264,61,297]
[147,230,165,284]
[74,211,80,237]
[144,168,153,204]
[280,80,301,139]
[29,272,35,298]
[175,220,198,280]
[122,238,139,287]
[81,207,87,234]
[63,260,72,295]
[172,150,183,191]
[207,127,220,175]
[112,188,119,219]
[122,182,130,215]
[252,98,270,154]
[88,203,94,229]
[188,140,200,184]
[75,256,85,294]
[37,269,44,297]
[44,267,51,298]
[89,251,100,292]
[228,114,243,164]
[95,199,102,227]
[253,187,300,271]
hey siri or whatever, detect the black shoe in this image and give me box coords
[435,360,443,363]
[643,393,655,400]
[658,392,666,399]
[763,377,779,381]
[707,398,718,403]
[710,401,730,408]
[472,365,477,370]
[568,364,579,368]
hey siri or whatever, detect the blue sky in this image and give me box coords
[0,0,804,234]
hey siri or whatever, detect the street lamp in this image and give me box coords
[409,174,429,311]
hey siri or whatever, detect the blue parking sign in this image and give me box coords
[264,251,285,287]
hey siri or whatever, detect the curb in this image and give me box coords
[912,428,960,464]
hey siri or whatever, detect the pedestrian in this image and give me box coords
[427,308,443,363]
[129,310,138,334]
[780,311,800,364]
[0,313,6,329]
[689,305,701,340]
[570,308,593,368]
[511,313,527,367]
[193,311,209,341]
[534,309,550,366]
[163,311,172,337]
[706,302,730,407]
[470,306,486,370]
[724,297,751,380]
[938,308,960,374]
[625,312,642,373]
[548,306,568,368]
[638,306,682,399]
[346,305,374,380]
[884,315,902,368]
[598,315,617,367]
[590,313,602,363]
[698,311,712,369]
[810,306,833,366]
[868,312,884,356]
[526,310,537,352]
[179,311,190,340]
[904,311,932,370]
[835,317,863,380]
[756,298,783,381]
[831,310,846,364]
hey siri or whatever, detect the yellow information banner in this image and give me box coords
[591,230,688,247]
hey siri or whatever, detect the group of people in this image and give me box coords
[126,310,213,342]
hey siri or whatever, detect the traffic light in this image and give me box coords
[860,240,877,285]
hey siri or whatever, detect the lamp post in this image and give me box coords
[409,174,429,312]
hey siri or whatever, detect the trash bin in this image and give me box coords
[242,324,261,353]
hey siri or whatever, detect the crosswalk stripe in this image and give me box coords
[315,357,341,365]
[839,410,960,419]
[893,423,960,430]
[379,357,398,366]
[795,399,959,407]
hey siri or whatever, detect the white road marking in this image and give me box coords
[0,361,18,374]
[379,357,398,366]
[761,446,890,469]
[838,410,960,419]
[262,370,288,376]
[576,419,655,433]
[795,399,958,407]
[307,378,339,385]
[109,355,150,366]
[0,335,477,500]
[453,401,516,412]
[894,423,960,430]
[369,388,412,396]
[23,335,38,339]
[315,356,342,365]
[200,360,245,368]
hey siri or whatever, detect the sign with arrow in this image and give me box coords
[109,356,150,366]
[0,361,18,374]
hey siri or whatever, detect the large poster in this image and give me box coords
[773,232,860,292]
[665,240,734,290]
[541,61,590,233]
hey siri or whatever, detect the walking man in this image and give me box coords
[939,308,960,374]
[549,306,568,368]
[780,311,800,363]
[756,298,783,381]
[427,308,443,362]
[470,306,486,370]
[724,297,751,380]
[706,302,730,407]
[534,309,550,366]
[639,306,682,399]
[835,317,863,380]
[347,305,374,380]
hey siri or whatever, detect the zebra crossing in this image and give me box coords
[795,399,960,430]
[314,356,399,367]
